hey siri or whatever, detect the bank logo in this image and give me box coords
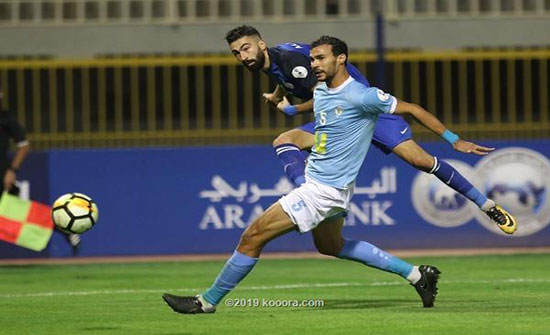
[199,175,293,203]
[198,167,399,230]
[473,147,550,237]
[411,148,550,237]
[411,160,478,228]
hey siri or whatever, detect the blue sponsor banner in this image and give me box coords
[47,147,310,256]
[42,139,550,257]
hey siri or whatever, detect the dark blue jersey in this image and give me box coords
[0,109,27,175]
[264,42,370,100]
[0,110,26,157]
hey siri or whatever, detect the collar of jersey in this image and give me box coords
[327,76,354,94]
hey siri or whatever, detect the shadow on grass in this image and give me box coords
[319,298,522,313]
[320,298,416,310]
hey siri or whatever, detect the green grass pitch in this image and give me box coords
[2,253,550,335]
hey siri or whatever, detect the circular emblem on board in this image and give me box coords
[411,160,478,228]
[473,147,550,236]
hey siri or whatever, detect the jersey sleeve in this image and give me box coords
[360,87,397,115]
[4,112,28,146]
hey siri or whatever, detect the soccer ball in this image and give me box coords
[52,193,98,234]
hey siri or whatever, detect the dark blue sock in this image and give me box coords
[202,251,258,305]
[274,144,306,186]
[338,239,413,278]
[431,157,488,208]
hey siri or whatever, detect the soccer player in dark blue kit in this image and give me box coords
[224,25,516,234]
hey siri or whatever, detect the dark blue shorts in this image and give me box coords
[298,114,412,155]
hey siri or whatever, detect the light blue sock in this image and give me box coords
[202,251,258,305]
[431,157,488,208]
[338,239,413,278]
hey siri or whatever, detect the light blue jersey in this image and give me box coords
[306,76,397,189]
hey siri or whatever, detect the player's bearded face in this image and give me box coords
[310,45,338,82]
[243,48,265,71]
[230,37,266,72]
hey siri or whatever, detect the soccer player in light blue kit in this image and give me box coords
[224,25,517,235]
[162,36,453,313]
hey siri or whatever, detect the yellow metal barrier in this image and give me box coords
[0,50,549,149]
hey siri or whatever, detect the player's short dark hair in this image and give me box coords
[225,25,262,44]
[310,36,348,63]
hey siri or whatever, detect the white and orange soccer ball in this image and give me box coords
[51,193,99,234]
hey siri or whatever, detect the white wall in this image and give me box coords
[1,17,549,58]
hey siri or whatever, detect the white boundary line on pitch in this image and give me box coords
[2,247,550,265]
[1,278,549,299]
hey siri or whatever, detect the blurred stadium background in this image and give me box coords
[1,2,550,335]
[0,0,549,258]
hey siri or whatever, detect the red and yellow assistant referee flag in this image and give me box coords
[0,192,53,251]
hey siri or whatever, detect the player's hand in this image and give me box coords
[277,96,291,112]
[276,97,298,116]
[3,169,16,190]
[453,139,495,155]
[263,92,283,106]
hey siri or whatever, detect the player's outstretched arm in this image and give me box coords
[4,141,30,190]
[276,98,313,116]
[393,99,494,155]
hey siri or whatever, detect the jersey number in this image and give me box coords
[320,111,327,125]
[314,132,327,155]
